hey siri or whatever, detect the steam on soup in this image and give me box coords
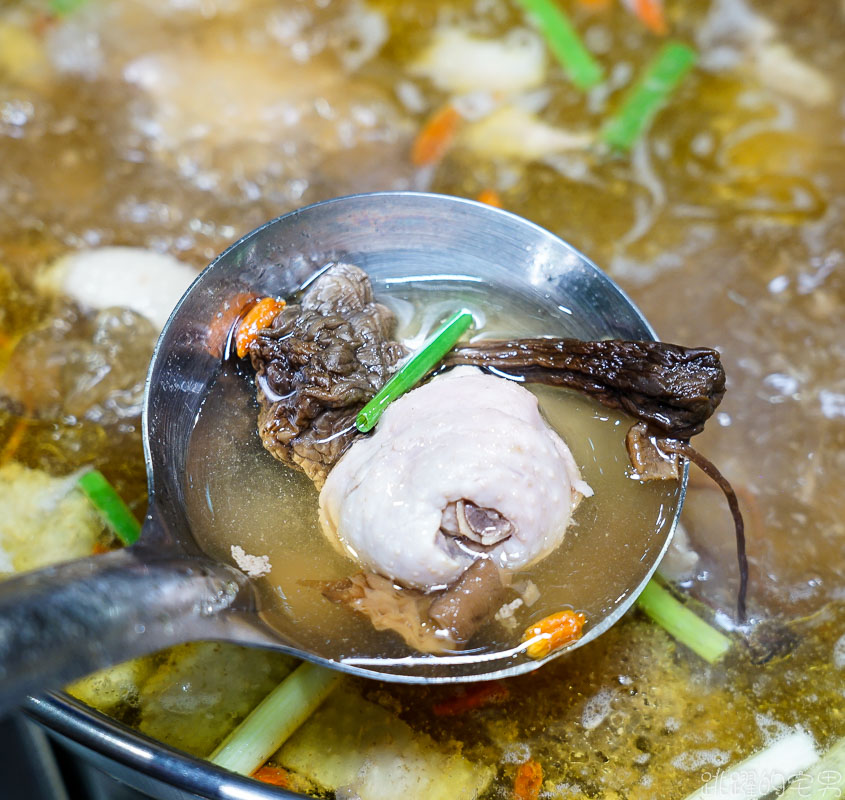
[1,0,844,797]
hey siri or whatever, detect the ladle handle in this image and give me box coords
[0,540,251,715]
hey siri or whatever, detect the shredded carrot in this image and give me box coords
[522,609,586,659]
[0,416,28,466]
[91,541,114,555]
[252,765,293,788]
[514,758,543,800]
[630,0,667,35]
[432,680,510,716]
[412,105,462,167]
[476,189,504,208]
[234,297,286,359]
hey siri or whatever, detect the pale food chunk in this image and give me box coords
[319,366,591,589]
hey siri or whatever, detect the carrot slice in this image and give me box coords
[476,189,504,208]
[630,0,667,35]
[412,105,462,167]
[522,609,586,659]
[432,680,509,716]
[235,297,286,359]
[514,758,543,800]
[252,765,292,788]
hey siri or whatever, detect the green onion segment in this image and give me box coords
[637,580,731,664]
[210,662,342,776]
[77,469,142,546]
[356,309,474,433]
[601,41,697,151]
[514,0,604,90]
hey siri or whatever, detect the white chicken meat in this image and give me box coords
[318,366,592,590]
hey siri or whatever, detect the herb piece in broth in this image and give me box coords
[355,308,473,432]
[432,681,510,716]
[210,662,342,776]
[234,298,286,360]
[77,469,141,546]
[513,0,604,90]
[521,609,586,659]
[48,0,89,16]
[636,580,731,664]
[622,0,668,35]
[600,40,698,151]
[653,438,749,621]
[513,758,543,800]
[411,104,463,167]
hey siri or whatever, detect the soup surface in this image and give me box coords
[0,0,843,797]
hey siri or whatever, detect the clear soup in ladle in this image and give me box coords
[185,257,683,670]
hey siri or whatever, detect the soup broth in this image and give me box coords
[186,279,681,661]
[0,0,843,796]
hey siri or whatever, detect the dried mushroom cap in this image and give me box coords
[446,337,726,438]
[428,558,509,644]
[248,263,406,487]
[625,422,681,481]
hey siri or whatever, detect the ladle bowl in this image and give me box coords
[0,192,686,713]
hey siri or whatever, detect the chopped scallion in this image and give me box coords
[49,0,89,15]
[513,0,604,90]
[210,661,342,776]
[356,309,474,433]
[77,469,141,546]
[600,40,697,151]
[636,580,731,664]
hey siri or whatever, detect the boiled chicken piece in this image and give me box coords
[318,366,592,590]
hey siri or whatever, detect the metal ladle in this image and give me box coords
[0,192,686,713]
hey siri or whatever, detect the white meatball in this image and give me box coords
[38,247,197,331]
[318,366,592,589]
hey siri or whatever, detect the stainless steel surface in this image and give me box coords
[0,543,255,714]
[0,192,686,714]
[23,696,301,800]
